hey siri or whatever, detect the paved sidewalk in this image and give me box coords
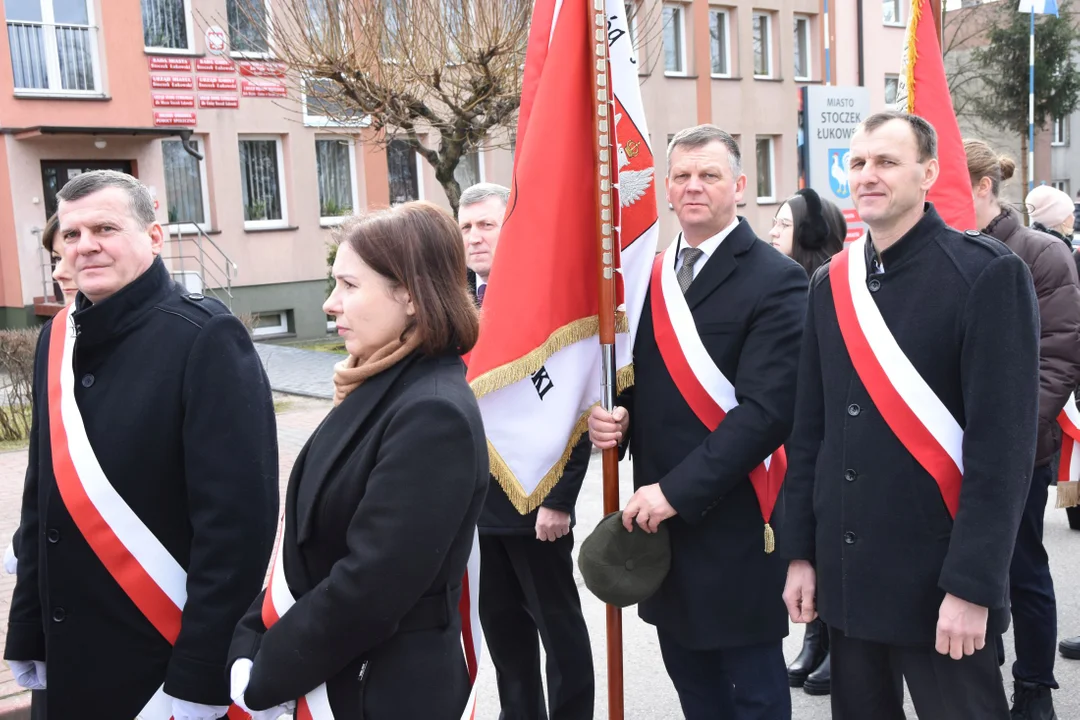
[253,343,338,399]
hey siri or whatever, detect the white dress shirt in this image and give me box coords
[674,216,741,281]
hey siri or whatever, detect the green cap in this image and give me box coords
[577,511,671,608]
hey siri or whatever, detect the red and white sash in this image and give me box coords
[830,237,965,517]
[1056,394,1080,508]
[260,519,483,720]
[649,241,786,551]
[46,305,246,720]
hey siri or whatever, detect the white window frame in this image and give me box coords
[228,0,274,59]
[238,135,289,230]
[1051,180,1069,194]
[752,12,774,80]
[251,311,289,337]
[301,77,371,128]
[709,8,731,79]
[1052,117,1069,146]
[316,135,359,227]
[8,0,103,97]
[454,149,487,190]
[662,3,687,77]
[142,0,195,54]
[883,0,904,27]
[162,137,211,234]
[793,14,812,82]
[884,73,900,106]
[756,135,776,203]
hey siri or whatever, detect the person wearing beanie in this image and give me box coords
[965,139,1080,720]
[1026,184,1076,248]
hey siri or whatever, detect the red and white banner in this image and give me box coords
[649,237,785,547]
[1057,394,1080,507]
[260,521,483,720]
[46,307,246,720]
[831,237,965,516]
[465,0,658,512]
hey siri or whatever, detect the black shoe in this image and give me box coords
[787,618,828,687]
[1010,680,1057,719]
[803,651,831,696]
[1067,506,1080,530]
[1059,636,1080,659]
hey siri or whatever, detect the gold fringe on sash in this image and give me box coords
[764,523,775,554]
[1056,481,1080,509]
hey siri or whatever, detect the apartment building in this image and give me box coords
[0,0,904,339]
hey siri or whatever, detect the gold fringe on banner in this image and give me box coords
[904,0,921,113]
[764,523,775,554]
[489,359,638,514]
[1057,481,1080,509]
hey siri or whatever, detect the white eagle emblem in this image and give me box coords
[614,113,655,208]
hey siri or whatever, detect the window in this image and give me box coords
[316,138,356,225]
[162,139,209,229]
[752,12,773,79]
[625,0,637,45]
[1051,180,1070,194]
[662,4,685,76]
[238,137,287,229]
[454,151,483,191]
[885,74,900,106]
[303,77,367,127]
[883,0,902,26]
[251,311,289,337]
[793,15,811,81]
[1052,117,1069,146]
[387,139,420,205]
[6,0,101,94]
[756,136,775,202]
[227,0,269,55]
[709,9,730,77]
[142,0,191,51]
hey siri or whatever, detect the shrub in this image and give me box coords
[0,329,38,442]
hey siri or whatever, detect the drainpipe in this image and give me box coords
[179,129,204,161]
[856,0,865,86]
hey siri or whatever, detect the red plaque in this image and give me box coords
[197,76,238,91]
[154,111,197,127]
[151,75,194,90]
[148,56,192,72]
[241,80,287,98]
[152,93,195,108]
[196,57,235,73]
[199,95,240,109]
[238,61,287,77]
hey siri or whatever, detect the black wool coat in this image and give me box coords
[231,353,489,719]
[3,258,280,715]
[779,206,1040,646]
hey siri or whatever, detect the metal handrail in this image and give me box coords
[164,223,238,310]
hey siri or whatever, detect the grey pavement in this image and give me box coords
[253,343,336,399]
[4,397,1080,718]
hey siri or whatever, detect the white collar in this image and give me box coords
[676,216,740,262]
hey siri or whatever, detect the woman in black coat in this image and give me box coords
[229,201,488,719]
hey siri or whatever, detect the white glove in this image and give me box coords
[3,541,16,575]
[168,697,230,720]
[230,658,295,720]
[7,659,46,690]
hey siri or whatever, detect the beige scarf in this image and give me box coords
[332,333,422,406]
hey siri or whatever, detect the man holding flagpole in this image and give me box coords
[589,124,807,719]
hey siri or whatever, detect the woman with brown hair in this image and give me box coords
[964,138,1080,719]
[43,213,78,304]
[768,187,847,279]
[228,201,489,719]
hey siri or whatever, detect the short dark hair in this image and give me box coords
[56,170,157,227]
[41,214,59,253]
[859,110,938,162]
[667,124,742,176]
[337,201,479,355]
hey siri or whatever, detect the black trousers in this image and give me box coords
[478,533,594,720]
[830,626,1009,720]
[1002,463,1059,688]
[657,630,790,720]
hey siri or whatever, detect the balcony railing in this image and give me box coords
[7,20,100,93]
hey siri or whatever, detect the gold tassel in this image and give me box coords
[1057,481,1080,509]
[764,522,775,554]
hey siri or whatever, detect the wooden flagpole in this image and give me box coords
[588,0,624,717]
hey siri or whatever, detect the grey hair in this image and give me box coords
[667,124,742,177]
[459,182,510,210]
[56,170,157,227]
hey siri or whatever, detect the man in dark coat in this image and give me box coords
[781,112,1040,719]
[589,125,807,719]
[459,183,594,720]
[3,170,279,719]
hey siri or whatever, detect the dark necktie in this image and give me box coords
[477,284,486,306]
[678,248,704,294]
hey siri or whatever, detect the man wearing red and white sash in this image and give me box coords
[589,125,807,719]
[3,171,279,719]
[780,112,1040,719]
